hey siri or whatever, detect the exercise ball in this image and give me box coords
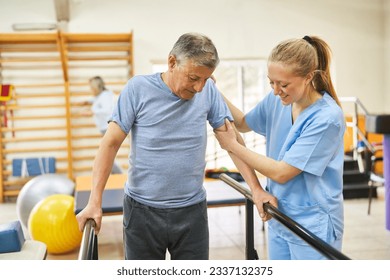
[28,194,82,254]
[16,174,75,229]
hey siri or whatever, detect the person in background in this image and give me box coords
[215,35,345,260]
[76,33,276,260]
[83,76,123,174]
[88,76,115,135]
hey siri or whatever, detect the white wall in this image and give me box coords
[0,0,387,113]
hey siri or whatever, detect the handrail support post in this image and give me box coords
[245,199,259,260]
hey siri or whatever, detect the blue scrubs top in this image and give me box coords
[246,91,345,245]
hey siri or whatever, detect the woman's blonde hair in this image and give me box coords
[268,36,341,107]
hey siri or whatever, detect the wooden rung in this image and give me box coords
[68,64,128,70]
[106,81,128,86]
[9,115,66,121]
[3,178,31,187]
[73,166,93,172]
[62,33,132,43]
[67,45,130,52]
[70,103,90,107]
[13,93,66,99]
[68,81,93,86]
[2,172,69,188]
[72,134,101,139]
[68,80,126,87]
[3,190,21,197]
[72,155,95,161]
[0,104,65,110]
[72,165,128,172]
[0,46,58,52]
[0,57,61,63]
[55,167,68,173]
[3,167,68,177]
[2,136,67,143]
[1,125,67,132]
[0,33,59,44]
[70,115,93,119]
[12,83,64,88]
[3,146,67,153]
[70,92,92,96]
[67,55,130,61]
[72,145,100,150]
[3,157,68,165]
[1,64,62,70]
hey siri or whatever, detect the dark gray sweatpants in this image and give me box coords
[123,194,209,260]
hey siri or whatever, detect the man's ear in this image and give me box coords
[168,55,177,70]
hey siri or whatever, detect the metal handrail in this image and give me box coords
[219,173,351,260]
[339,96,369,115]
[339,97,376,172]
[78,219,98,260]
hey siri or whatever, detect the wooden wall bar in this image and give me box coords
[0,31,133,201]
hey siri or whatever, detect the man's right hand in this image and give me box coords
[76,204,103,234]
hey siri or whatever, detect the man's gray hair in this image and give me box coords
[169,33,219,69]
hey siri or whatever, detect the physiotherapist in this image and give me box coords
[215,35,346,260]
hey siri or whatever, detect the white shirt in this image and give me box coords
[91,90,115,133]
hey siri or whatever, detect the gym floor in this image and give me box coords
[0,188,389,260]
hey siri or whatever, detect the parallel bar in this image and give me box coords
[220,173,252,200]
[219,173,351,260]
[263,203,350,260]
[78,219,98,260]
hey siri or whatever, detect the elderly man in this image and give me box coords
[76,32,275,260]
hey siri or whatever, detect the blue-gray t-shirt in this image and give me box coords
[111,73,232,208]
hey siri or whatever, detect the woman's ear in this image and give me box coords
[305,71,315,86]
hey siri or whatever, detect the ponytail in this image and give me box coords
[306,36,341,107]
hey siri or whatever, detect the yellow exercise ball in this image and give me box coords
[28,194,82,254]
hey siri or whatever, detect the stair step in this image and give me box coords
[343,170,370,184]
[344,155,359,171]
[343,183,377,199]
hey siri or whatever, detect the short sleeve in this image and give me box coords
[206,80,233,129]
[282,120,343,176]
[245,92,272,136]
[110,80,136,134]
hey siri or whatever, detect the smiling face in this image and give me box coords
[267,62,311,106]
[167,55,215,100]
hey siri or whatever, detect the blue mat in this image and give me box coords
[0,220,25,254]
